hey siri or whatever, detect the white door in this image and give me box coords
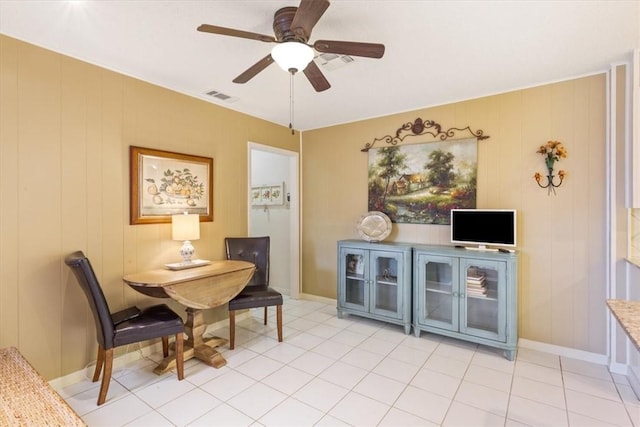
[248,142,300,298]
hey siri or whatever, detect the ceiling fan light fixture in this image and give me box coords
[271,42,314,73]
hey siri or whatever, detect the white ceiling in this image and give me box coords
[0,0,638,131]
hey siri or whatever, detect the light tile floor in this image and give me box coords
[55,297,640,426]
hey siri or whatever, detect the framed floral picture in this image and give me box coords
[260,187,272,204]
[270,184,283,205]
[250,182,284,206]
[251,188,262,205]
[130,146,213,224]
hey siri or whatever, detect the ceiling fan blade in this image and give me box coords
[314,40,385,58]
[290,0,330,40]
[303,61,331,92]
[233,54,275,84]
[197,24,276,43]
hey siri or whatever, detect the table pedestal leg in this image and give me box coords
[153,307,229,375]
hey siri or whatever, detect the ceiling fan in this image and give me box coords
[197,0,385,92]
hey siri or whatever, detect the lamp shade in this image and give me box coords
[172,213,200,241]
[271,42,314,73]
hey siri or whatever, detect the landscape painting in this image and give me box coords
[368,138,477,224]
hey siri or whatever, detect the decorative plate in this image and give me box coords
[357,211,392,242]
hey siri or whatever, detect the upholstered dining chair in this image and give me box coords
[64,251,185,405]
[224,236,283,349]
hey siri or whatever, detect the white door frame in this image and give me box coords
[248,142,300,299]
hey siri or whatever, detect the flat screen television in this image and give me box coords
[450,209,517,249]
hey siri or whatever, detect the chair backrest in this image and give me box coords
[225,236,269,287]
[64,251,115,349]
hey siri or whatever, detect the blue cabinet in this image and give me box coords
[413,245,518,360]
[337,240,412,334]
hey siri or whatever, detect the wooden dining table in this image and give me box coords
[123,260,255,374]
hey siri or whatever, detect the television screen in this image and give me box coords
[450,209,516,249]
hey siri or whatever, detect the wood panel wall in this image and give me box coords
[302,74,608,355]
[0,35,297,379]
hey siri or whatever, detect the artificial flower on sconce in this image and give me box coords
[534,140,567,195]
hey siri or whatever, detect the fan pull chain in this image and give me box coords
[289,71,295,135]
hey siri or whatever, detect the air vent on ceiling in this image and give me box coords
[314,53,354,71]
[204,89,238,103]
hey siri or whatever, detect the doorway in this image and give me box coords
[248,142,300,299]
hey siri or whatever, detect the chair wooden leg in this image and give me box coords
[229,310,236,350]
[162,336,169,358]
[97,348,113,406]
[264,307,268,325]
[276,304,283,342]
[93,346,105,382]
[175,333,184,381]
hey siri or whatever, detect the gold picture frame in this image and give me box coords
[130,146,213,225]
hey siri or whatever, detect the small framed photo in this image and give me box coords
[260,187,272,203]
[251,182,284,206]
[251,188,262,205]
[271,185,283,205]
[130,146,213,224]
[347,254,364,275]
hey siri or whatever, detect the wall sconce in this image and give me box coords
[534,140,567,195]
[171,213,200,264]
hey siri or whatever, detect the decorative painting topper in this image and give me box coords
[361,118,489,152]
[534,140,567,195]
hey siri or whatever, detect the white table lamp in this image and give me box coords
[172,213,200,263]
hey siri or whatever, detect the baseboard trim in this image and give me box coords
[49,312,251,390]
[518,338,609,365]
[298,293,336,305]
[608,361,631,376]
[49,343,161,390]
[296,297,613,367]
[628,365,640,398]
[52,302,621,392]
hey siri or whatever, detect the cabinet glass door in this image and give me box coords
[370,251,403,319]
[460,259,506,341]
[340,248,369,312]
[417,254,458,331]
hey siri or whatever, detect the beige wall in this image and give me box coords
[0,32,612,379]
[302,74,608,355]
[0,35,298,379]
